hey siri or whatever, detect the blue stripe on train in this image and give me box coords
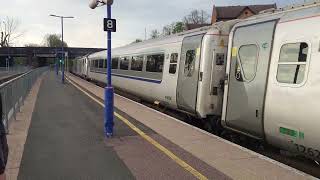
[112,73,162,84]
[91,70,162,84]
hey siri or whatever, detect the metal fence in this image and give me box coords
[0,65,31,73]
[0,66,32,81]
[0,67,48,133]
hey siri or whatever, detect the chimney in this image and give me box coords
[212,5,217,24]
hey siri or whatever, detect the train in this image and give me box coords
[72,2,320,162]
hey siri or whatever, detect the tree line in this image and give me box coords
[133,9,210,43]
[25,34,68,48]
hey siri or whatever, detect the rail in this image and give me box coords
[0,67,48,133]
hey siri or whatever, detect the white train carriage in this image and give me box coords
[73,1,320,161]
[72,56,89,78]
[86,21,236,118]
[222,2,320,160]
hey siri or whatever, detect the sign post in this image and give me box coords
[104,4,114,137]
[90,0,115,137]
[55,50,58,75]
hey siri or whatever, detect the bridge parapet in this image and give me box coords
[0,47,105,66]
[0,47,105,58]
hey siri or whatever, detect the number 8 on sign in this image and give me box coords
[104,18,116,32]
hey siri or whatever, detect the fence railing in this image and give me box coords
[0,65,31,73]
[0,67,48,133]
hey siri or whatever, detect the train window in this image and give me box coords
[94,60,99,68]
[103,59,107,69]
[169,53,178,74]
[112,58,119,69]
[277,65,306,84]
[170,53,178,63]
[277,43,308,84]
[120,57,129,70]
[169,64,177,74]
[279,43,308,63]
[237,45,258,81]
[184,50,196,77]
[146,54,164,73]
[131,56,143,71]
[99,59,104,68]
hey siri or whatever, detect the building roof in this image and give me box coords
[215,4,277,19]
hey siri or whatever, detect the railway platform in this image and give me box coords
[8,71,314,180]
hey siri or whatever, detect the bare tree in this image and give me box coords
[0,17,23,47]
[150,29,160,39]
[162,24,173,36]
[183,10,210,24]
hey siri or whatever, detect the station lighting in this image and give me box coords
[89,0,113,9]
[49,14,74,84]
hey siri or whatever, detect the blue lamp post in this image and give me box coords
[89,0,115,137]
[55,49,59,75]
[50,14,74,84]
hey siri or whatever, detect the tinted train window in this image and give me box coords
[169,53,178,74]
[146,54,164,73]
[112,58,119,69]
[169,64,177,74]
[184,50,196,77]
[236,45,258,81]
[170,53,178,63]
[120,57,129,70]
[98,59,104,68]
[277,43,308,84]
[103,59,107,69]
[94,60,99,68]
[131,56,143,71]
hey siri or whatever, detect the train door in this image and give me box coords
[80,59,84,76]
[177,34,204,113]
[84,58,88,76]
[225,21,277,138]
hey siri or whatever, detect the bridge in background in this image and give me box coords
[0,47,105,67]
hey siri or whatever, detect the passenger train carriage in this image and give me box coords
[72,2,320,161]
[74,20,237,118]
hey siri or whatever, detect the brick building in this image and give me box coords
[211,4,277,23]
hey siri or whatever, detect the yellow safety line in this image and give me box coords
[66,77,208,180]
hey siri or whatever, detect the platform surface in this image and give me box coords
[18,72,229,180]
[65,72,314,180]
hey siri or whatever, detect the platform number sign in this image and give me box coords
[104,18,116,32]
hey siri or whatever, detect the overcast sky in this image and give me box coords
[0,0,304,48]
